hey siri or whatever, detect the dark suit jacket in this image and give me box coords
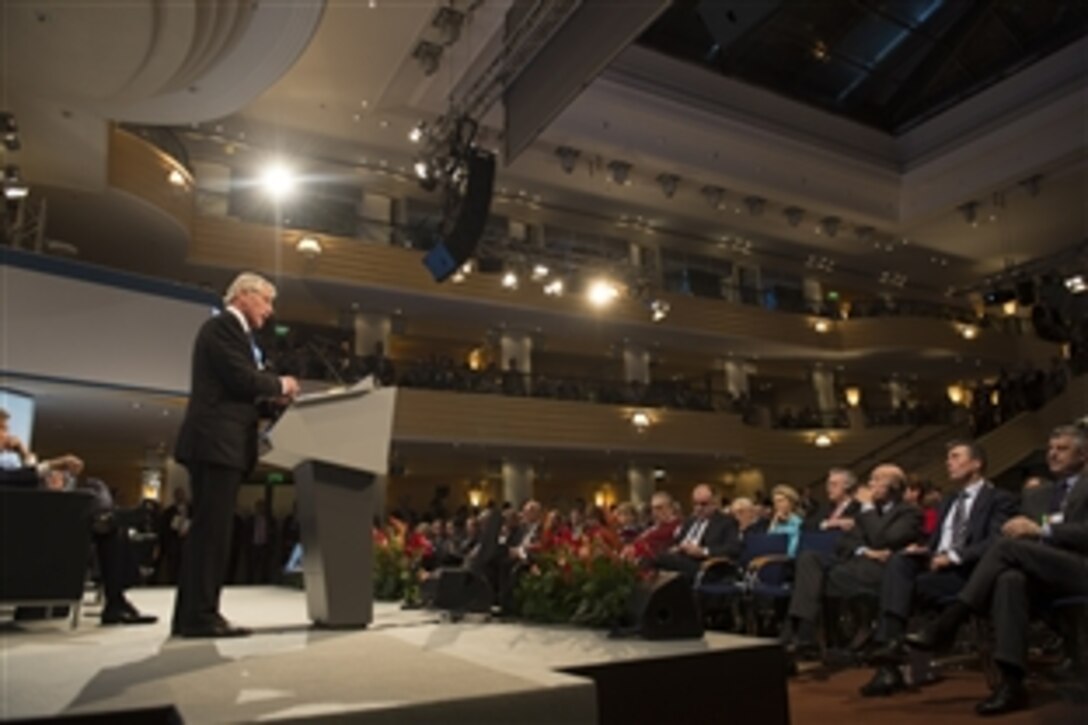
[803,499,861,531]
[1048,472,1088,556]
[174,311,282,473]
[837,500,923,559]
[928,483,1017,567]
[675,511,737,559]
[0,465,39,488]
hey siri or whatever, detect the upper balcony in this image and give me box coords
[105,127,1060,368]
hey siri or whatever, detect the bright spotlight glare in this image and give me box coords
[586,279,620,308]
[408,125,424,143]
[543,279,565,296]
[260,163,296,200]
[1065,275,1087,294]
[531,264,550,281]
[413,160,430,179]
[501,272,519,289]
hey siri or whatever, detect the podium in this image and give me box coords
[263,384,397,628]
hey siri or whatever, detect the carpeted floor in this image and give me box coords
[788,665,1086,725]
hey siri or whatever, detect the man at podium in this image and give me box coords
[172,272,300,638]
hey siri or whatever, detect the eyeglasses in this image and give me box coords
[692,500,713,508]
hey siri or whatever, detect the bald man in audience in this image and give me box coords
[781,464,922,659]
[655,484,737,578]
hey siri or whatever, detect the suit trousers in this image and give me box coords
[788,550,836,622]
[958,538,1088,670]
[877,552,968,641]
[655,552,702,579]
[173,462,244,630]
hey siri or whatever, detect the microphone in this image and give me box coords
[306,340,347,386]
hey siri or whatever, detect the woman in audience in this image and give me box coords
[613,502,642,544]
[767,485,803,557]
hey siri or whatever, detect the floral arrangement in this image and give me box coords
[514,531,641,628]
[372,520,431,602]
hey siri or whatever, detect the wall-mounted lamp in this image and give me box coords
[295,235,322,259]
[844,387,861,408]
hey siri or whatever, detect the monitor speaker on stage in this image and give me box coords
[422,149,496,282]
[623,571,704,640]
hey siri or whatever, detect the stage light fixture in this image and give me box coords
[1,111,19,151]
[813,433,833,448]
[556,146,580,174]
[167,169,186,187]
[783,206,805,227]
[650,299,670,322]
[701,185,725,210]
[260,163,296,200]
[543,278,565,296]
[631,411,651,431]
[587,279,620,308]
[2,165,28,199]
[607,160,632,185]
[413,41,443,76]
[408,123,425,143]
[743,196,765,216]
[656,173,679,199]
[959,201,980,227]
[501,271,519,289]
[1064,275,1086,294]
[817,216,841,237]
[531,264,550,281]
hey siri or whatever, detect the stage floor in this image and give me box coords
[1,586,786,723]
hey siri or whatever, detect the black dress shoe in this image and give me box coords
[975,681,1029,716]
[175,622,250,638]
[101,608,158,626]
[860,666,906,697]
[869,639,905,665]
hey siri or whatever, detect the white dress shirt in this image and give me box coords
[936,479,986,562]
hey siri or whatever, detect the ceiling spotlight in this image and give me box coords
[531,264,550,281]
[587,279,620,307]
[295,235,322,259]
[432,6,465,44]
[854,225,874,244]
[607,160,632,185]
[3,165,28,200]
[701,185,725,210]
[813,433,833,448]
[260,162,296,200]
[543,278,565,296]
[743,196,765,216]
[631,411,651,431]
[656,173,680,199]
[1,111,19,151]
[556,146,580,174]
[959,325,979,340]
[818,216,841,237]
[1064,275,1086,294]
[408,123,425,143]
[412,40,443,76]
[413,160,431,179]
[783,206,805,227]
[650,299,670,322]
[812,318,832,334]
[1020,174,1042,198]
[501,271,519,290]
[958,201,979,227]
[167,169,186,187]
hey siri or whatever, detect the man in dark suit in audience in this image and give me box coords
[908,425,1088,715]
[861,440,1017,696]
[781,464,922,658]
[172,272,300,638]
[655,484,736,578]
[804,467,861,532]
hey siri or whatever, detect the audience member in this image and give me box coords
[655,484,736,578]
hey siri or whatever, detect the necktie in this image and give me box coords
[248,334,264,370]
[1050,479,1074,514]
[950,491,969,551]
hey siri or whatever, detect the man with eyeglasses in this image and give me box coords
[654,484,736,578]
[172,272,300,638]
